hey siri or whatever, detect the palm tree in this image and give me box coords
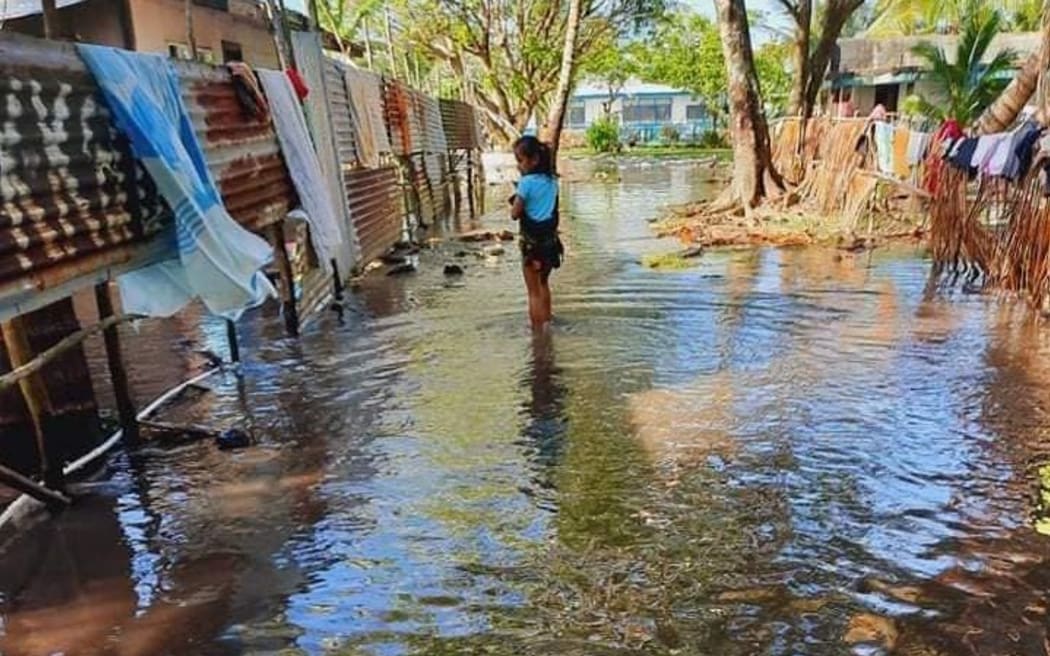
[910,6,1016,125]
[976,0,1049,133]
[866,0,1043,36]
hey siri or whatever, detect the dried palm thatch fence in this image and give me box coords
[769,117,911,231]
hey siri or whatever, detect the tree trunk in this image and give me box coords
[803,0,864,118]
[541,0,584,167]
[41,0,59,39]
[975,18,1049,134]
[788,0,812,116]
[714,0,783,210]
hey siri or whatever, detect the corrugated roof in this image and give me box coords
[573,79,692,99]
[0,0,89,20]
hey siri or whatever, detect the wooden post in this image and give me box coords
[466,150,476,217]
[41,0,59,40]
[270,223,301,337]
[0,462,70,508]
[225,320,240,364]
[1,317,57,487]
[331,258,345,300]
[94,283,139,447]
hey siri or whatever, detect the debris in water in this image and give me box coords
[458,229,515,243]
[444,264,465,276]
[642,252,698,270]
[483,244,505,257]
[387,262,417,276]
[844,613,898,650]
[680,245,704,259]
[215,428,252,451]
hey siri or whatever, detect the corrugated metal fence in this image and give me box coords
[0,30,484,488]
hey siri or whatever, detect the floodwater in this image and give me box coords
[3,159,1050,655]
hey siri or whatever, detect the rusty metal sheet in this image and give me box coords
[175,59,297,233]
[383,79,422,157]
[420,95,447,154]
[289,221,332,328]
[0,33,171,306]
[440,98,480,150]
[344,166,403,267]
[423,152,450,217]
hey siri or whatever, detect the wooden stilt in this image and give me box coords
[270,223,300,338]
[41,0,59,39]
[1,317,57,487]
[331,258,344,300]
[225,320,240,364]
[94,283,139,447]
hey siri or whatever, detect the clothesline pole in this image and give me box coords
[226,319,241,365]
[270,223,301,338]
[466,150,476,218]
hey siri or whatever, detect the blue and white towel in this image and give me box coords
[77,45,276,319]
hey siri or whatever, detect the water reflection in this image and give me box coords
[2,160,1050,655]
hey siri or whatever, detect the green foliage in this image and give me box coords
[866,0,1042,36]
[698,129,728,149]
[586,117,622,153]
[639,10,727,124]
[316,0,384,55]
[900,94,927,118]
[754,41,793,116]
[910,4,1015,124]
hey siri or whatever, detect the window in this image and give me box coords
[197,48,216,65]
[622,97,672,123]
[222,40,244,63]
[685,104,707,121]
[168,43,191,60]
[194,0,229,10]
[568,104,586,127]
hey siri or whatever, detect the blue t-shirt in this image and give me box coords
[516,173,558,222]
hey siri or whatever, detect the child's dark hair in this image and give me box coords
[514,135,555,176]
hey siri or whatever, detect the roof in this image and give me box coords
[836,32,1040,76]
[573,78,694,100]
[0,0,89,20]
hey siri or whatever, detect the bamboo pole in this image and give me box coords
[225,319,240,364]
[363,18,375,69]
[184,0,197,60]
[270,223,301,337]
[94,283,139,447]
[0,462,70,508]
[466,150,476,217]
[1,317,55,485]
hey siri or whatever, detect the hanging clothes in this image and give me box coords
[949,137,979,175]
[971,133,1011,176]
[258,69,343,275]
[873,121,895,174]
[924,120,964,194]
[892,125,910,178]
[985,127,1021,177]
[343,66,391,168]
[286,67,309,101]
[1004,121,1042,181]
[77,45,276,319]
[227,61,270,122]
[906,130,930,167]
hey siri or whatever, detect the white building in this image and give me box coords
[567,79,716,143]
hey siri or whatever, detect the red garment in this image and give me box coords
[923,120,965,195]
[287,68,309,101]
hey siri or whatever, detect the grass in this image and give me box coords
[641,252,700,270]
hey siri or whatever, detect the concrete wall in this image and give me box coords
[128,0,280,68]
[1,0,130,46]
[569,94,706,128]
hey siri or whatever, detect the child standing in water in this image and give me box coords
[510,136,563,329]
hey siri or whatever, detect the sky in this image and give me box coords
[684,0,794,44]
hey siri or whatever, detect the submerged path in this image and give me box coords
[1,159,1049,654]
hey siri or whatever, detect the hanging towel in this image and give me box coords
[873,122,894,174]
[343,66,391,168]
[949,138,980,175]
[227,62,270,122]
[1004,121,1042,181]
[258,69,343,274]
[906,130,930,166]
[892,126,910,178]
[985,128,1019,177]
[77,45,275,319]
[970,133,1009,174]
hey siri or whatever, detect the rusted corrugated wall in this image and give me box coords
[344,167,404,267]
[0,33,171,316]
[175,60,297,234]
[439,99,481,151]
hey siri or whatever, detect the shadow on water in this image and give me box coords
[2,159,1050,654]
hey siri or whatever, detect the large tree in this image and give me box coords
[714,0,784,211]
[542,0,585,162]
[773,0,866,118]
[390,0,663,145]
